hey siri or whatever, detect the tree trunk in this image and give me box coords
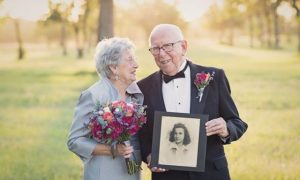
[74,25,84,59]
[97,0,114,41]
[291,0,300,53]
[263,1,272,48]
[228,22,234,46]
[256,12,265,47]
[248,15,254,48]
[60,20,67,56]
[298,23,300,52]
[14,19,25,60]
[273,10,280,49]
[81,0,90,56]
[218,30,224,44]
[272,0,282,49]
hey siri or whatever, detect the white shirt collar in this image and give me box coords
[178,60,187,72]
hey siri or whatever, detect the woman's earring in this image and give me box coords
[115,75,119,80]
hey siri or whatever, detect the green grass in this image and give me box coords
[0,41,299,179]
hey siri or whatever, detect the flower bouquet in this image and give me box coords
[87,100,147,175]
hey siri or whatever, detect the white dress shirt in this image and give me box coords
[162,60,191,113]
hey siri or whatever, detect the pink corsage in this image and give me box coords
[194,72,215,102]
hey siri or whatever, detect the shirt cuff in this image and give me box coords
[220,135,230,143]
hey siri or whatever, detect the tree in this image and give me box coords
[70,0,87,58]
[131,0,187,42]
[240,0,264,48]
[14,19,25,60]
[44,0,99,58]
[253,0,269,48]
[206,0,244,46]
[72,0,99,58]
[46,1,72,56]
[271,0,283,49]
[291,0,300,52]
[97,0,114,41]
[0,0,25,60]
[245,0,256,47]
[204,3,226,43]
[223,0,244,46]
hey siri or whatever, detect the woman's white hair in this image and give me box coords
[94,37,135,78]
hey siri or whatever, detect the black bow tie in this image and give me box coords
[162,62,189,83]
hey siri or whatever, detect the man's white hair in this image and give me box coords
[148,24,184,46]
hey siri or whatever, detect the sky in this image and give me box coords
[165,0,221,22]
[0,0,295,22]
[0,0,217,22]
[116,0,219,22]
[0,0,49,21]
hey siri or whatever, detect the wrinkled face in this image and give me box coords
[174,128,185,144]
[149,30,187,76]
[116,49,139,85]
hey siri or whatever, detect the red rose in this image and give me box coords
[198,73,207,81]
[122,116,133,125]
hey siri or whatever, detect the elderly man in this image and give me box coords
[138,24,248,180]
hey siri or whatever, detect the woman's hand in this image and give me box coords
[116,144,133,158]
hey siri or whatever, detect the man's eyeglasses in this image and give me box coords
[148,40,182,55]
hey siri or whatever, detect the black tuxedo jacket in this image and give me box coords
[137,61,248,180]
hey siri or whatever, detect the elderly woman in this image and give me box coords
[67,37,143,180]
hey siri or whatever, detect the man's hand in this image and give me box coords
[147,154,167,172]
[205,117,229,137]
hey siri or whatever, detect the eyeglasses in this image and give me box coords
[148,40,182,55]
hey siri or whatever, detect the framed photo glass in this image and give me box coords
[150,111,208,172]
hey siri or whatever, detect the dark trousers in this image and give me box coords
[152,156,230,180]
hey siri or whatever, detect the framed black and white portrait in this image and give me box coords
[151,111,208,172]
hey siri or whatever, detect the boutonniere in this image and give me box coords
[194,72,215,102]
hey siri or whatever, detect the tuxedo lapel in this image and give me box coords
[189,62,209,114]
[151,72,166,111]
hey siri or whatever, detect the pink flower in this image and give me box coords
[125,106,134,117]
[103,111,113,122]
[112,100,126,109]
[90,120,102,140]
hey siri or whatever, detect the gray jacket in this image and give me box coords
[67,77,143,180]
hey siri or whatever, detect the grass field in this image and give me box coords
[0,41,299,180]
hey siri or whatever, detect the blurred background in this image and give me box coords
[0,0,299,179]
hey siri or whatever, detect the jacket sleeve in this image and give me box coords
[67,90,97,162]
[137,80,153,163]
[218,69,248,144]
[138,109,153,163]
